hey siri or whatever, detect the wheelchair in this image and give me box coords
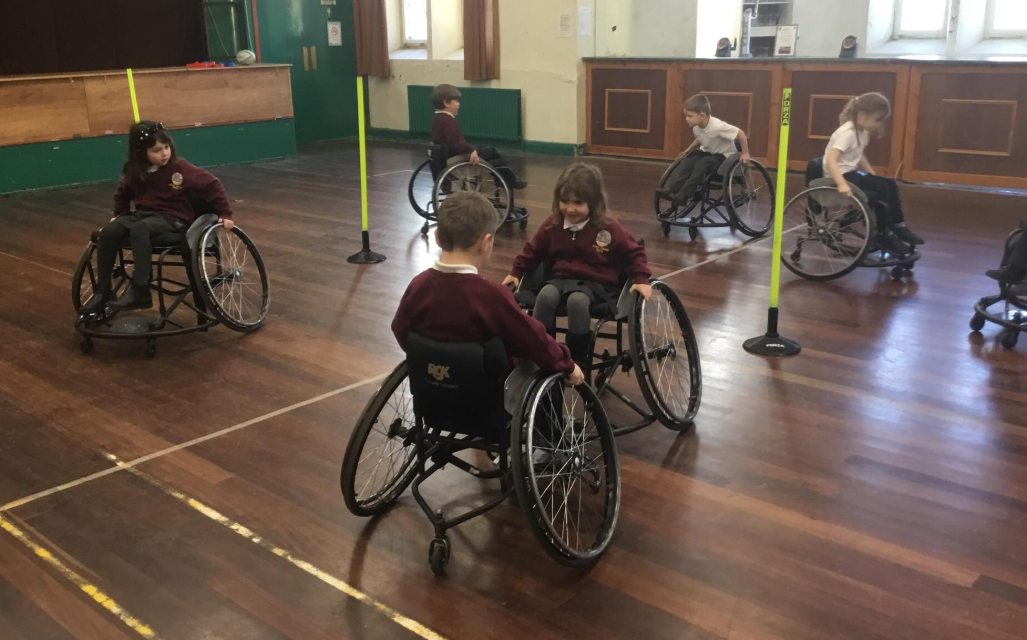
[971,227,1027,350]
[72,213,270,356]
[514,263,702,434]
[408,144,529,236]
[779,158,921,282]
[339,334,620,575]
[654,147,775,241]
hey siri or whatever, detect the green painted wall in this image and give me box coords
[368,127,582,157]
[408,86,522,143]
[0,120,295,195]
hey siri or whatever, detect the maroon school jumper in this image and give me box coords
[113,158,232,223]
[431,112,475,156]
[511,217,651,286]
[392,267,575,374]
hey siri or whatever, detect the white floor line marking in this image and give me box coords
[658,222,805,281]
[0,251,74,277]
[370,169,415,178]
[0,373,389,513]
[103,452,451,640]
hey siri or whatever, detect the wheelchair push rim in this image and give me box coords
[72,241,131,316]
[780,186,876,282]
[433,161,513,228]
[194,223,271,332]
[408,159,438,222]
[653,157,685,220]
[726,160,775,238]
[512,375,620,567]
[628,280,702,430]
[340,363,420,517]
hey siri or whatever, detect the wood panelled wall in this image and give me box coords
[586,59,1026,189]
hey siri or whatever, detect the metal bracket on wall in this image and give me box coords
[311,46,318,71]
[303,46,310,71]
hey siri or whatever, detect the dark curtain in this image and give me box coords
[353,0,391,78]
[0,0,205,76]
[464,0,499,81]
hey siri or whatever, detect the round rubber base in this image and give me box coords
[743,333,802,357]
[347,250,387,264]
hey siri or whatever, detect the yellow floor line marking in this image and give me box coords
[103,452,450,640]
[0,514,164,639]
[0,373,389,513]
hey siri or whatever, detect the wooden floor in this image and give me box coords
[1,141,1026,640]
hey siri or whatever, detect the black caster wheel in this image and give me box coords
[420,222,430,236]
[79,338,93,355]
[688,226,699,241]
[661,222,671,237]
[1000,330,1019,351]
[519,218,528,230]
[145,340,157,358]
[970,313,986,332]
[429,536,450,576]
[890,266,904,279]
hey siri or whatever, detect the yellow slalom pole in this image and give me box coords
[743,87,800,357]
[348,75,386,264]
[126,68,140,123]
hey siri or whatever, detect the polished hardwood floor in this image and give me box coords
[1,141,1026,640]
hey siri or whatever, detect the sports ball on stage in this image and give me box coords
[236,50,257,66]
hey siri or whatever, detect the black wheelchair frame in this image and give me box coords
[654,149,775,241]
[409,144,529,236]
[73,214,270,356]
[971,228,1027,350]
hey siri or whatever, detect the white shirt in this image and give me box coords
[432,261,477,275]
[434,110,456,118]
[824,121,868,176]
[564,217,590,232]
[694,116,740,156]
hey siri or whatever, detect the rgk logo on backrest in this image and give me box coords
[428,363,450,382]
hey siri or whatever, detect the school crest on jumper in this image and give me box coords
[170,173,184,190]
[594,230,612,253]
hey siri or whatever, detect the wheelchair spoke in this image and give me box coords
[352,376,417,506]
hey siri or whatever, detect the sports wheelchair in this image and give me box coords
[408,144,529,236]
[514,264,702,434]
[971,226,1027,350]
[778,158,921,282]
[654,147,775,241]
[340,334,620,575]
[72,214,270,356]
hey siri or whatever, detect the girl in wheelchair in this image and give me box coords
[503,163,652,364]
[79,121,234,315]
[824,93,924,254]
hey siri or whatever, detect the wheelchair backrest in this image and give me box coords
[427,144,450,181]
[805,157,825,186]
[405,332,510,435]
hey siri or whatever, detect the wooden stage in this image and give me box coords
[0,142,1025,640]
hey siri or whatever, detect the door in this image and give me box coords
[256,0,358,144]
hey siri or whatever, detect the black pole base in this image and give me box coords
[348,230,386,264]
[743,333,801,357]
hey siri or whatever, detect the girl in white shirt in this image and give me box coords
[824,92,923,249]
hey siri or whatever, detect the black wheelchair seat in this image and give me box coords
[405,332,511,438]
[513,261,628,320]
[90,228,185,251]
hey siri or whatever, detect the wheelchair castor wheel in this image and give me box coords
[420,222,430,236]
[970,313,986,332]
[662,222,671,237]
[1000,329,1019,351]
[145,340,157,358]
[79,338,93,355]
[890,266,905,280]
[688,226,699,241]
[519,218,528,230]
[429,536,451,576]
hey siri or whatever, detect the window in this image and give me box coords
[402,0,428,47]
[987,0,1027,37]
[894,0,950,38]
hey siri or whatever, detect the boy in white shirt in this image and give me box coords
[658,94,751,206]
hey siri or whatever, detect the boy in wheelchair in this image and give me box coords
[431,84,527,190]
[392,191,583,386]
[988,220,1027,285]
[657,94,752,207]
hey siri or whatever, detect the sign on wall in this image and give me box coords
[328,21,343,46]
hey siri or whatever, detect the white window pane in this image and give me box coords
[992,0,1027,32]
[899,0,947,32]
[404,0,428,42]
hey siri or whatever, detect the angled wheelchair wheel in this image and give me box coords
[71,242,130,313]
[408,159,438,222]
[653,158,684,220]
[780,187,876,282]
[628,281,702,430]
[433,161,513,228]
[194,224,270,332]
[726,161,775,238]
[340,363,420,517]
[512,375,620,567]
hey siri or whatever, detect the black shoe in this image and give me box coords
[893,226,924,246]
[986,265,1027,285]
[657,189,691,207]
[79,287,114,315]
[656,189,675,201]
[512,179,528,190]
[565,332,593,365]
[110,285,153,310]
[881,233,911,256]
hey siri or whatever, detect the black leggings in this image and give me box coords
[95,213,179,288]
[667,151,726,199]
[844,172,905,227]
[476,146,521,186]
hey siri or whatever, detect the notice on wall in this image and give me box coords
[559,12,573,38]
[775,25,798,57]
[578,7,593,37]
[328,21,342,46]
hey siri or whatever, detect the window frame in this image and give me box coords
[893,0,951,39]
[985,0,1027,39]
[401,0,428,49]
